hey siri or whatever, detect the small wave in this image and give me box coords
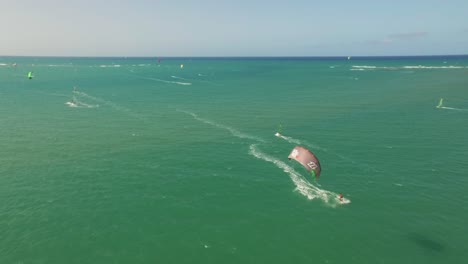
[99,65,121,68]
[171,75,190,81]
[173,81,192,86]
[352,66,377,69]
[351,65,398,70]
[351,65,467,71]
[47,64,72,67]
[0,63,8,66]
[403,65,465,69]
[177,110,264,142]
[249,144,349,206]
[171,76,196,84]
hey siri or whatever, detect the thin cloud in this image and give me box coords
[369,31,428,45]
[368,38,393,45]
[388,31,428,39]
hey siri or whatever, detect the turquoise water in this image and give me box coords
[1,56,468,263]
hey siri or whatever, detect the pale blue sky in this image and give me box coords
[1,0,467,56]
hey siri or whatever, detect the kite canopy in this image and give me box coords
[288,146,321,178]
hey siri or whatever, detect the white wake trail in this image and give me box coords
[73,91,149,122]
[172,75,221,86]
[439,106,468,111]
[177,109,264,142]
[249,144,349,206]
[65,97,98,109]
[136,75,192,86]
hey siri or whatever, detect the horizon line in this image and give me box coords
[1,54,467,59]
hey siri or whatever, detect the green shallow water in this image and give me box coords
[1,56,468,263]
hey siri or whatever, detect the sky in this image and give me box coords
[1,0,467,57]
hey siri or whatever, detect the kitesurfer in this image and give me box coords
[339,193,343,202]
[28,71,33,79]
[288,146,321,179]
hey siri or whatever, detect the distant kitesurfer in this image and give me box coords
[275,125,282,137]
[436,98,443,108]
[339,193,344,202]
[28,71,33,79]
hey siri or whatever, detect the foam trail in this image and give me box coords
[65,102,78,108]
[436,98,468,111]
[249,144,349,206]
[128,71,220,86]
[439,106,468,111]
[275,133,327,151]
[65,95,98,108]
[177,109,264,142]
[172,75,221,86]
[276,133,302,145]
[32,89,95,108]
[65,101,98,109]
[171,75,191,81]
[137,76,192,86]
[275,132,378,173]
[74,91,149,122]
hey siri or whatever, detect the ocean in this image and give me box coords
[1,56,467,263]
